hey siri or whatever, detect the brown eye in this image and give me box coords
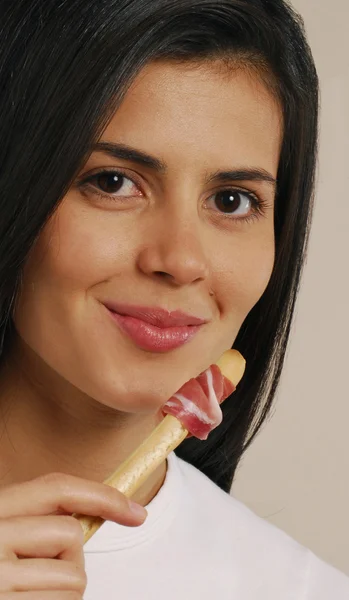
[211,190,252,215]
[96,172,125,194]
[215,190,243,213]
[81,170,142,198]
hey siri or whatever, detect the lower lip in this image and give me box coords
[107,310,202,352]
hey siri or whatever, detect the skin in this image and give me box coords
[0,60,282,508]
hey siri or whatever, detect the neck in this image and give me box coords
[0,340,166,507]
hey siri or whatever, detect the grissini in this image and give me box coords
[74,349,246,543]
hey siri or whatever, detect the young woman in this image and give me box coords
[0,0,348,598]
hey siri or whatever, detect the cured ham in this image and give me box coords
[162,364,236,440]
[76,349,245,543]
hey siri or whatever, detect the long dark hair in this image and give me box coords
[0,0,318,491]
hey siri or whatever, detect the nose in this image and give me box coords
[136,215,211,287]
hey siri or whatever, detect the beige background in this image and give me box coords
[232,0,349,576]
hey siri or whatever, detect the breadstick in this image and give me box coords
[74,349,246,543]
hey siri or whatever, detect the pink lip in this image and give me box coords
[103,302,208,352]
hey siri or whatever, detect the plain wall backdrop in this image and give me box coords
[232,0,349,576]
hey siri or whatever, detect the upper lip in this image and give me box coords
[103,302,210,328]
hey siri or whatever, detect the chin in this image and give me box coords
[82,370,171,415]
[96,390,165,415]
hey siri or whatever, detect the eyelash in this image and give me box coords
[77,168,271,224]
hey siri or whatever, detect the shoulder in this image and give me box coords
[305,551,349,599]
[175,454,307,558]
[175,455,349,599]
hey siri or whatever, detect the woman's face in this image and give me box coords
[13,60,282,413]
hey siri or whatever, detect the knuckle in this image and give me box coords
[60,516,84,544]
[74,565,88,592]
[39,471,72,489]
[105,485,129,508]
[0,517,7,535]
[64,562,87,594]
[0,558,11,579]
[0,520,14,557]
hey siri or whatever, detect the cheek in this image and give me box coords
[216,233,275,324]
[31,200,137,290]
[13,199,135,359]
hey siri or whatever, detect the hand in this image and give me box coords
[0,472,147,598]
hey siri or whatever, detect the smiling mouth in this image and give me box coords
[103,302,207,353]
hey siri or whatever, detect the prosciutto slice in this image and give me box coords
[162,364,235,440]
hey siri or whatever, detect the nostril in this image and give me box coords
[154,271,171,278]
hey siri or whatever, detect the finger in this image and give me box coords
[0,515,85,564]
[0,557,87,593]
[0,472,147,525]
[0,593,82,600]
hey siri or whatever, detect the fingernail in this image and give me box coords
[128,500,147,520]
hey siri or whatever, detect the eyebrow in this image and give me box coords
[93,141,277,188]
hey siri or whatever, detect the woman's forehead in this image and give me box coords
[100,60,282,179]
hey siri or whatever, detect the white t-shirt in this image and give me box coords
[84,452,349,599]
